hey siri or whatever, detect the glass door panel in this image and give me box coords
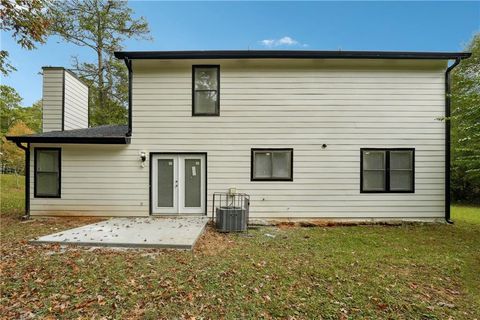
[157,159,174,207]
[179,155,205,214]
[184,159,202,207]
[152,155,178,214]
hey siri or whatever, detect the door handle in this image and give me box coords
[175,180,178,188]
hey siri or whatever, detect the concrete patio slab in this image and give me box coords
[31,217,209,250]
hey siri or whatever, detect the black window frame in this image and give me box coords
[34,147,61,198]
[251,148,294,181]
[360,148,415,193]
[192,65,220,116]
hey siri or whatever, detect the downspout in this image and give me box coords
[124,57,133,137]
[15,142,30,219]
[444,58,462,224]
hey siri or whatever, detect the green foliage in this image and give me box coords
[451,33,480,203]
[0,86,41,173]
[75,58,129,126]
[0,85,23,134]
[0,0,50,75]
[0,50,15,76]
[1,121,33,176]
[47,0,151,126]
[18,100,42,133]
[89,88,128,126]
[0,85,42,135]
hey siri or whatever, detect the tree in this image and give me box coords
[1,121,33,185]
[17,100,42,133]
[0,86,40,177]
[0,85,42,136]
[0,85,23,134]
[48,0,151,125]
[451,33,480,203]
[0,0,50,75]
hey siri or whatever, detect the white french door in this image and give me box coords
[152,154,206,215]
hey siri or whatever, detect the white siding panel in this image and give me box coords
[30,59,447,219]
[30,144,149,217]
[64,71,89,130]
[42,69,63,132]
[42,69,89,132]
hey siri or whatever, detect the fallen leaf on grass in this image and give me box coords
[66,261,80,273]
[74,299,95,310]
[446,289,460,295]
[376,303,388,310]
[255,260,267,268]
[437,302,455,308]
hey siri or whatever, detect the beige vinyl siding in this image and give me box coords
[42,69,64,132]
[64,71,88,130]
[41,69,89,132]
[29,144,146,216]
[30,58,447,219]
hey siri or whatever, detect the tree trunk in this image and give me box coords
[96,0,105,123]
[97,48,104,107]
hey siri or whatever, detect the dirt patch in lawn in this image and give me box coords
[275,221,296,229]
[270,219,404,228]
[193,225,237,255]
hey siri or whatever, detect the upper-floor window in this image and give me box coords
[35,148,61,198]
[192,65,220,116]
[361,148,414,193]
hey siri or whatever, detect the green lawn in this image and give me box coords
[0,173,25,217]
[1,174,479,319]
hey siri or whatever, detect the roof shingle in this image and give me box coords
[6,125,130,144]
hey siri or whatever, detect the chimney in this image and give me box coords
[42,67,89,132]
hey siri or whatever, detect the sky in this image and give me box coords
[1,1,479,106]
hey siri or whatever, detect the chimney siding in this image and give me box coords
[42,67,89,132]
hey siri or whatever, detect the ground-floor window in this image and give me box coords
[360,148,414,193]
[251,148,293,181]
[34,148,61,198]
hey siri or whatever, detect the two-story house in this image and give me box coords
[7,50,471,222]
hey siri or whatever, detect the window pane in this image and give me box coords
[195,68,217,90]
[37,172,58,196]
[254,152,271,178]
[37,150,58,172]
[157,159,174,207]
[390,151,413,170]
[194,91,217,114]
[272,151,291,178]
[184,159,201,207]
[390,170,412,191]
[363,151,385,170]
[363,170,385,191]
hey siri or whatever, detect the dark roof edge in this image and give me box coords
[42,66,65,70]
[114,50,472,60]
[6,136,131,145]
